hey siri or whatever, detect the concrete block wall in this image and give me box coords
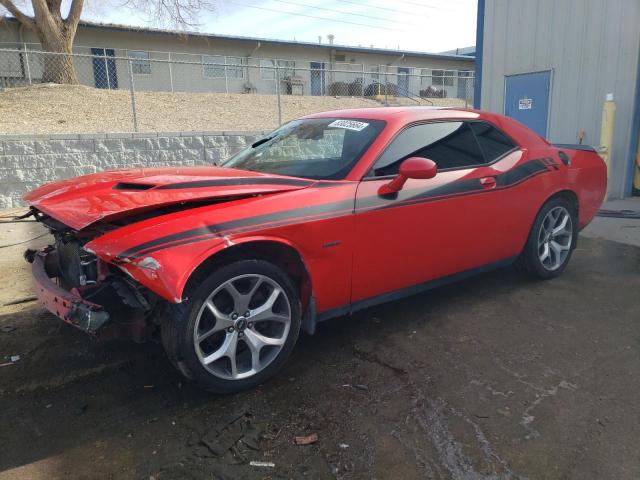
[0,131,266,208]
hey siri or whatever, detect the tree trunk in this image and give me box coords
[39,38,78,84]
[37,23,78,85]
[0,0,84,84]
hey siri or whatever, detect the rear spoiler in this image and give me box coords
[552,143,597,152]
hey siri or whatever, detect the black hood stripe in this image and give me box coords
[155,177,314,190]
[116,159,551,260]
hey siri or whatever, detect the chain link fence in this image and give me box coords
[0,47,474,133]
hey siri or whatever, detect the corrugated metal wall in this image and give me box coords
[480,0,640,198]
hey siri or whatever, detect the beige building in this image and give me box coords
[0,18,475,99]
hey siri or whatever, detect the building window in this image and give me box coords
[203,55,224,78]
[203,55,244,78]
[420,68,430,86]
[260,59,295,79]
[260,59,275,80]
[370,65,379,80]
[278,60,295,78]
[432,69,455,86]
[128,50,151,75]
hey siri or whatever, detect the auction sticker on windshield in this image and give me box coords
[328,120,370,131]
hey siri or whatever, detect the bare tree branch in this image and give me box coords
[31,0,52,24]
[65,0,84,30]
[47,0,62,13]
[0,0,35,29]
[122,0,216,28]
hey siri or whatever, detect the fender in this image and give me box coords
[90,232,315,306]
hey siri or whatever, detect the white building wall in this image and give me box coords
[480,0,640,199]
[1,22,474,98]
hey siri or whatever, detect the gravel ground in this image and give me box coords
[0,84,467,134]
[1,212,639,479]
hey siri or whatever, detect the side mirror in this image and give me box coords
[378,157,438,195]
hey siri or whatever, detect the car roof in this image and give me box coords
[302,106,550,153]
[302,106,482,123]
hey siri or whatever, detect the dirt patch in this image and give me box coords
[0,84,466,134]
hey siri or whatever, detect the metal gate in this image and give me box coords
[397,67,410,96]
[310,62,325,96]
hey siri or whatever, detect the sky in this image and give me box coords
[3,0,477,53]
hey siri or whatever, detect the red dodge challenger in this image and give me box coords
[24,107,606,393]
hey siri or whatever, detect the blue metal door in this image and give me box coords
[310,62,325,96]
[504,71,551,137]
[91,48,118,89]
[397,67,410,96]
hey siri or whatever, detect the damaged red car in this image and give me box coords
[24,107,607,393]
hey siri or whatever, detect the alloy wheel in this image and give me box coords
[193,274,292,380]
[537,206,573,271]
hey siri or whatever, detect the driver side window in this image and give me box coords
[372,121,486,177]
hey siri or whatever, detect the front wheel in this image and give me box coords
[161,259,301,394]
[517,197,577,279]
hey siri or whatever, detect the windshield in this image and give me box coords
[223,118,386,180]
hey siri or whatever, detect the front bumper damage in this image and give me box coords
[26,248,110,334]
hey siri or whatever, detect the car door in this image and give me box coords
[351,120,521,304]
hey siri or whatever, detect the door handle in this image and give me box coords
[480,176,497,189]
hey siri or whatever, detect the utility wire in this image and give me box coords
[267,0,421,27]
[0,232,48,249]
[392,0,458,12]
[394,0,440,8]
[224,0,404,31]
[337,0,416,16]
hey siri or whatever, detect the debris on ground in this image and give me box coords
[249,460,275,468]
[0,354,21,368]
[294,433,318,445]
[200,412,262,458]
[0,325,17,333]
[341,383,369,391]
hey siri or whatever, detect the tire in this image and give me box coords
[161,259,301,394]
[516,196,578,279]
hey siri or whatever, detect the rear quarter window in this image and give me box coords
[469,122,517,162]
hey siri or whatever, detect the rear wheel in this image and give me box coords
[161,259,301,394]
[517,197,577,278]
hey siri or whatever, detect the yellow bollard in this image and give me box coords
[634,132,640,192]
[599,93,616,198]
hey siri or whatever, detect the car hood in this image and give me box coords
[24,166,317,230]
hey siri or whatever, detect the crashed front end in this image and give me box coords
[21,166,319,340]
[25,210,158,341]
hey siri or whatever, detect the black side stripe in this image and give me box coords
[496,158,550,186]
[117,159,552,260]
[116,199,355,259]
[356,158,549,211]
[155,177,314,190]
